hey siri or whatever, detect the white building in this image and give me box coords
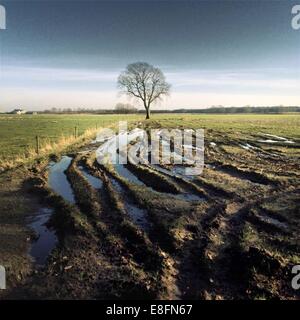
[12,109,27,115]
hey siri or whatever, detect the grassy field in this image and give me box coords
[153,113,300,137]
[0,113,299,300]
[1,113,299,164]
[0,114,143,168]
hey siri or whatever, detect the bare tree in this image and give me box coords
[118,62,170,119]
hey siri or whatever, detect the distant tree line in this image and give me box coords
[173,106,300,114]
[41,104,138,114]
[114,103,138,114]
[35,105,300,115]
[41,107,116,114]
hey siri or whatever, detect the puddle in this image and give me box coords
[110,176,151,232]
[258,139,294,144]
[261,133,292,141]
[113,164,145,186]
[174,191,203,201]
[258,133,295,144]
[239,143,283,159]
[78,166,103,189]
[152,164,177,176]
[150,164,203,201]
[152,164,194,181]
[28,207,57,266]
[258,139,282,143]
[240,143,257,150]
[258,213,288,231]
[48,156,75,204]
[115,152,202,201]
[95,129,204,202]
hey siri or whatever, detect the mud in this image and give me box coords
[5,124,299,300]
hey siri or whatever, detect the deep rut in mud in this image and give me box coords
[20,127,300,300]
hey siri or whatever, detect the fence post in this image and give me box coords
[35,135,40,155]
[74,126,78,138]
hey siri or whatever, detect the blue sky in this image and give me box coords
[0,0,299,111]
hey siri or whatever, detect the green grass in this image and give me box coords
[0,113,299,165]
[148,113,300,137]
[0,114,143,164]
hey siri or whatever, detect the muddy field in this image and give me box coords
[0,116,299,300]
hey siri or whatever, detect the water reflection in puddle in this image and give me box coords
[78,166,103,189]
[152,164,195,181]
[28,207,57,266]
[110,177,151,232]
[48,156,75,203]
[259,213,288,231]
[113,164,145,186]
[150,164,203,201]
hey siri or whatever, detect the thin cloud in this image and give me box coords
[166,69,300,90]
[0,66,119,83]
[0,65,299,110]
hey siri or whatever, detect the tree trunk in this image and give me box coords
[145,106,150,119]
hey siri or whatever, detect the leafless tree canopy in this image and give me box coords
[118,62,170,119]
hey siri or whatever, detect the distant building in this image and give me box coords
[11,108,26,115]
